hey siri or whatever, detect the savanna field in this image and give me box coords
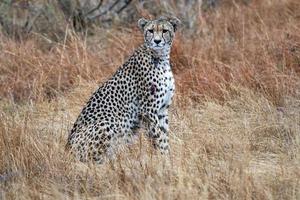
[0,0,300,199]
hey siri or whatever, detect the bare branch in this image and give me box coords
[23,9,42,34]
[83,0,104,17]
[88,0,121,21]
[116,0,132,14]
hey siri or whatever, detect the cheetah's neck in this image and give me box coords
[153,47,170,60]
[143,44,171,61]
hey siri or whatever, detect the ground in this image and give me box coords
[1,83,299,199]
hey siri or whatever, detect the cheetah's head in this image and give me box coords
[138,16,180,52]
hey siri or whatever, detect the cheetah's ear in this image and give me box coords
[138,18,149,31]
[169,17,181,32]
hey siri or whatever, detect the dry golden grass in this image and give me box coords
[0,0,300,199]
[1,86,299,199]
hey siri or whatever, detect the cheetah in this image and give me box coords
[66,16,180,163]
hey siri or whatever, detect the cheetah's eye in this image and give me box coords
[148,29,154,33]
[162,29,168,33]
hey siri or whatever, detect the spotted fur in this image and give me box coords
[66,17,180,163]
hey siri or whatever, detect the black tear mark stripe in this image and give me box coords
[162,25,167,44]
[147,24,155,40]
[162,33,167,44]
[164,30,171,44]
[147,31,153,41]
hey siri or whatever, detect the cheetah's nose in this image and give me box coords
[154,39,161,45]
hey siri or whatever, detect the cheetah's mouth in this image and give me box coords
[152,44,165,49]
[147,42,168,50]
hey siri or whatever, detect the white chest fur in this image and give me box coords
[157,59,175,108]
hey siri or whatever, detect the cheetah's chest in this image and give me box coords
[156,60,175,108]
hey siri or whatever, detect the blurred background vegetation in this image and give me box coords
[0,0,252,40]
[4,0,298,105]
[0,0,299,104]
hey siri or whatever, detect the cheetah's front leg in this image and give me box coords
[158,109,169,134]
[144,113,169,154]
[157,109,170,154]
[153,128,169,154]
